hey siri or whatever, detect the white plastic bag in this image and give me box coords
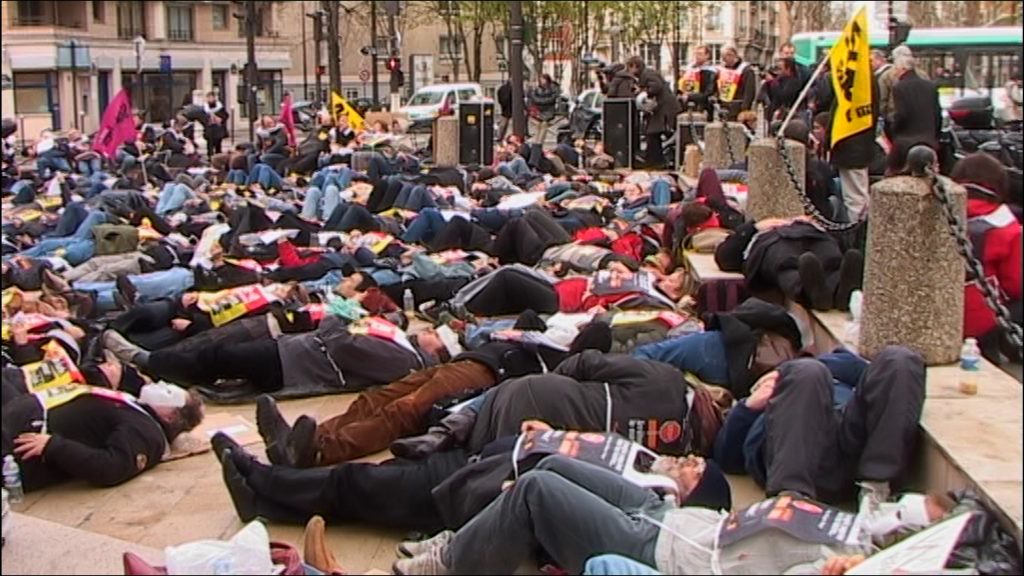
[165,521,275,575]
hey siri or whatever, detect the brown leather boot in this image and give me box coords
[303,515,344,574]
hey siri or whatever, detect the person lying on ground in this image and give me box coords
[715,346,925,507]
[252,313,612,467]
[213,423,731,536]
[103,313,447,393]
[389,451,953,576]
[714,214,864,311]
[2,376,203,492]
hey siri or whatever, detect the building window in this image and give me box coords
[14,1,47,26]
[92,1,106,23]
[212,4,229,30]
[238,5,266,37]
[166,3,194,41]
[117,1,145,39]
[14,72,55,114]
[705,6,722,31]
[707,44,723,64]
[439,35,463,62]
[345,88,360,100]
[640,43,661,72]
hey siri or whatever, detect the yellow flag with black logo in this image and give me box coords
[829,7,872,147]
[331,91,365,131]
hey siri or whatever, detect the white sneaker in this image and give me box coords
[392,544,450,576]
[396,530,454,559]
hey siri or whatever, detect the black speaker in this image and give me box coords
[603,98,638,169]
[459,102,494,166]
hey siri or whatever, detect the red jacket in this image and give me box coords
[555,277,637,313]
[277,240,321,268]
[963,198,1022,338]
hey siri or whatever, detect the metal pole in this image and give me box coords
[370,0,380,105]
[509,1,526,137]
[302,0,309,99]
[70,40,80,130]
[311,11,323,104]
[388,6,399,109]
[673,3,681,87]
[325,0,341,97]
[134,43,142,107]
[246,0,258,142]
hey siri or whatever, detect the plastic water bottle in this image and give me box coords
[960,338,982,371]
[402,288,415,316]
[2,456,23,505]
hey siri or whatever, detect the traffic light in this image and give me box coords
[386,57,400,72]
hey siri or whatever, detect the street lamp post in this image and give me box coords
[132,36,145,107]
[69,39,80,130]
[301,0,309,100]
[307,10,324,105]
[370,0,380,106]
[509,1,526,138]
[246,0,258,143]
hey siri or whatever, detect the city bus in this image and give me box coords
[791,27,1023,118]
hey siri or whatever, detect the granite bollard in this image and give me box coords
[703,122,747,170]
[433,116,459,168]
[746,137,806,221]
[859,176,966,364]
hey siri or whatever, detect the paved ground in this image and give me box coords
[6,392,765,574]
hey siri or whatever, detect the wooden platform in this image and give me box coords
[811,310,1023,545]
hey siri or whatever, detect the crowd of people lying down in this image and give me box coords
[1,106,1022,575]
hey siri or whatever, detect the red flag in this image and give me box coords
[280,94,296,147]
[93,89,136,159]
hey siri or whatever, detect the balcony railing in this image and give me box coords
[167,28,194,42]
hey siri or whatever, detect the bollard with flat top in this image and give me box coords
[702,122,746,170]
[675,111,704,168]
[745,137,806,221]
[433,115,459,168]
[859,175,966,364]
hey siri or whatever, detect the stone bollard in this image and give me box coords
[675,112,705,169]
[702,122,747,169]
[434,116,459,167]
[746,138,806,221]
[683,145,702,179]
[859,176,966,364]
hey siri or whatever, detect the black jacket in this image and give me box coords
[466,351,695,456]
[606,68,637,99]
[638,68,681,135]
[530,84,560,122]
[716,220,844,292]
[705,298,803,397]
[830,69,880,169]
[497,82,513,118]
[2,393,167,489]
[891,70,942,152]
[257,126,289,156]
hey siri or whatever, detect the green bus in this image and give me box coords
[791,27,1023,117]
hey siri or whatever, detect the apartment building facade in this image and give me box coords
[1,0,293,137]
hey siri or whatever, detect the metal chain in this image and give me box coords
[930,170,1024,355]
[686,116,704,153]
[776,135,862,232]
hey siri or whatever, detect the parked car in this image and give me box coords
[557,88,604,144]
[397,83,486,132]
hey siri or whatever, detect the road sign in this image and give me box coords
[359,69,370,82]
[160,54,172,74]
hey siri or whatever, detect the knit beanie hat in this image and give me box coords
[681,460,732,511]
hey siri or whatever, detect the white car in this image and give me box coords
[397,83,486,132]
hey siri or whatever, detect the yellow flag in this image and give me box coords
[829,7,873,147]
[331,91,365,131]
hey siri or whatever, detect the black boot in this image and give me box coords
[288,415,318,469]
[220,452,258,522]
[256,395,293,466]
[390,411,478,460]
[835,250,864,312]
[798,253,833,311]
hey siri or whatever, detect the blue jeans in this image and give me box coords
[77,157,102,176]
[156,183,194,215]
[20,238,94,266]
[584,555,662,575]
[11,180,36,205]
[632,331,730,386]
[248,164,285,190]
[650,179,672,206]
[301,185,342,221]
[402,207,447,243]
[115,149,138,172]
[73,267,195,313]
[394,184,436,211]
[227,169,249,185]
[37,153,71,175]
[311,168,354,192]
[498,157,531,180]
[471,208,521,233]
